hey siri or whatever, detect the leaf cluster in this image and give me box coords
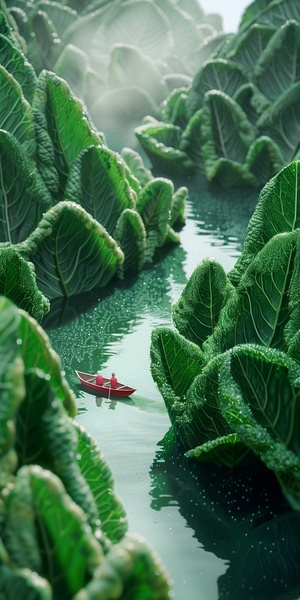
[0,296,172,599]
[150,160,300,510]
[0,9,187,319]
[136,0,300,187]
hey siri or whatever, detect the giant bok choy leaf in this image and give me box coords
[114,208,146,273]
[0,296,172,598]
[0,64,35,158]
[136,177,176,262]
[0,246,49,321]
[135,121,195,175]
[33,70,104,201]
[217,345,300,511]
[172,258,235,348]
[0,130,51,244]
[20,201,124,299]
[64,144,137,235]
[200,90,258,186]
[229,160,300,284]
[0,32,37,102]
[150,161,300,509]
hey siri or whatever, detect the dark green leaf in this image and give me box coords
[201,90,256,167]
[254,20,300,101]
[33,70,104,199]
[186,59,248,119]
[210,231,300,355]
[0,33,37,102]
[0,565,51,599]
[0,65,35,157]
[25,201,124,299]
[0,247,49,321]
[219,345,300,509]
[246,135,285,185]
[0,296,25,455]
[4,465,104,594]
[173,258,235,348]
[137,178,173,262]
[186,433,254,467]
[75,421,127,543]
[227,24,275,78]
[0,131,51,244]
[229,161,300,284]
[257,83,300,165]
[16,371,100,528]
[150,325,205,418]
[115,209,146,273]
[65,145,136,236]
[170,185,187,228]
[135,122,195,175]
[17,303,76,416]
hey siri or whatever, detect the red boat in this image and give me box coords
[75,370,136,397]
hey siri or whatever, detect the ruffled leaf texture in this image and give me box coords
[206,230,300,356]
[172,258,235,348]
[219,345,300,510]
[185,59,248,119]
[0,297,172,598]
[22,201,124,299]
[135,121,195,175]
[0,28,184,305]
[0,246,49,322]
[0,64,36,158]
[0,130,52,244]
[0,32,37,103]
[33,69,104,200]
[137,177,175,262]
[0,295,76,418]
[150,326,206,417]
[150,162,300,506]
[135,7,300,185]
[114,209,146,273]
[3,465,105,595]
[229,161,300,283]
[2,464,171,598]
[64,144,137,236]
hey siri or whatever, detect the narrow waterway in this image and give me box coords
[44,177,300,600]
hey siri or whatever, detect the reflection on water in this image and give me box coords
[150,436,300,600]
[46,178,282,600]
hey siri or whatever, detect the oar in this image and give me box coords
[105,385,112,403]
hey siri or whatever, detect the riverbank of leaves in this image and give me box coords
[0,10,187,319]
[0,295,172,599]
[150,160,300,510]
[136,0,300,187]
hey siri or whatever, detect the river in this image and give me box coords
[44,176,300,600]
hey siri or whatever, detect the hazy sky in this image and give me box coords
[198,0,251,32]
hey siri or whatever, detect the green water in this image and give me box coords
[45,178,300,600]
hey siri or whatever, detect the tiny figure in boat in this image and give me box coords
[110,372,117,388]
[95,370,103,385]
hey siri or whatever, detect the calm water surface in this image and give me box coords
[45,178,300,600]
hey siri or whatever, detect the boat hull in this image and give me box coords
[75,370,136,397]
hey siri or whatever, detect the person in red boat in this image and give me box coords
[96,371,103,385]
[110,372,117,388]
